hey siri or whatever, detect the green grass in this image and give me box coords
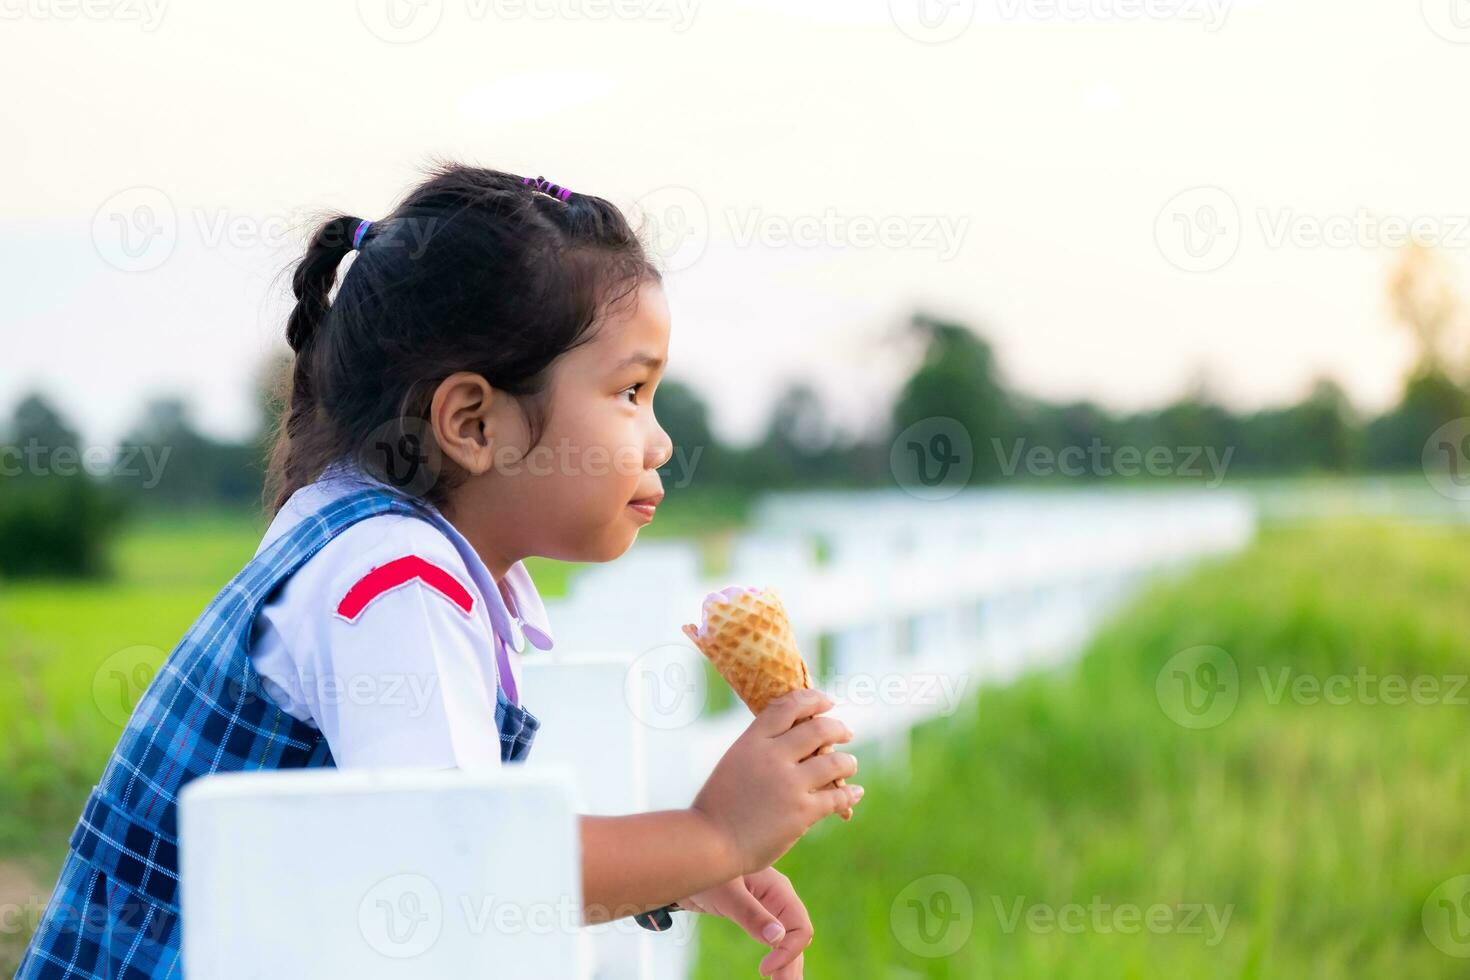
[694,522,1470,978]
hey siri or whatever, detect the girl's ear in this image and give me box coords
[429,371,499,476]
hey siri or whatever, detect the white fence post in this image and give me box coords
[179,767,584,978]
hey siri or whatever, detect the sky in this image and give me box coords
[4,0,1470,450]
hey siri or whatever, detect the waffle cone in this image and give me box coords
[683,586,852,820]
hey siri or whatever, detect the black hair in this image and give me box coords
[263,161,662,517]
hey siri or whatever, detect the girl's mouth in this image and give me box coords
[628,492,663,524]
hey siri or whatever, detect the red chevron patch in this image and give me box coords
[334,555,477,624]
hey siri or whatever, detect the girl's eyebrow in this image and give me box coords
[614,352,664,371]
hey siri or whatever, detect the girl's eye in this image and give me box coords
[620,383,644,404]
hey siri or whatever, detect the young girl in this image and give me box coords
[18,164,863,979]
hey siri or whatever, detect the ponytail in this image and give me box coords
[265,214,366,515]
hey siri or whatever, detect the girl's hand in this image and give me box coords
[678,866,814,979]
[691,689,863,874]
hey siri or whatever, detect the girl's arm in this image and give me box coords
[578,690,863,924]
[579,808,739,922]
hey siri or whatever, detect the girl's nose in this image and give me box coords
[649,427,674,470]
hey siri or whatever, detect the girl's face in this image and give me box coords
[439,279,674,575]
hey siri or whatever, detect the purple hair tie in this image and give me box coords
[351,219,373,250]
[522,175,572,202]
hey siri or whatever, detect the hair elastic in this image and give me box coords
[522,175,572,202]
[351,219,373,250]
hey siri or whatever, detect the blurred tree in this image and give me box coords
[1291,377,1360,472]
[1388,243,1464,377]
[115,396,259,510]
[10,392,81,455]
[1363,368,1470,469]
[1362,245,1470,468]
[648,377,737,492]
[0,392,126,579]
[891,312,1013,481]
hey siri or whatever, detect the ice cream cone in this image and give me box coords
[683,585,852,821]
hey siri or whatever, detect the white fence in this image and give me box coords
[180,488,1255,978]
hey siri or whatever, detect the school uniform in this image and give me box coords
[17,459,549,979]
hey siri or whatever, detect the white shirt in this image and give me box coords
[247,459,555,770]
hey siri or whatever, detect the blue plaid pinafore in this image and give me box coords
[17,485,541,979]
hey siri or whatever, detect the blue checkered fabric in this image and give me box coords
[17,485,541,978]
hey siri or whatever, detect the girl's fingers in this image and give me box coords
[747,871,813,978]
[796,750,858,790]
[708,883,788,948]
[810,783,864,817]
[752,689,833,737]
[769,951,804,979]
[776,716,852,759]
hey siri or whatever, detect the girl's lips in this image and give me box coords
[627,493,661,524]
